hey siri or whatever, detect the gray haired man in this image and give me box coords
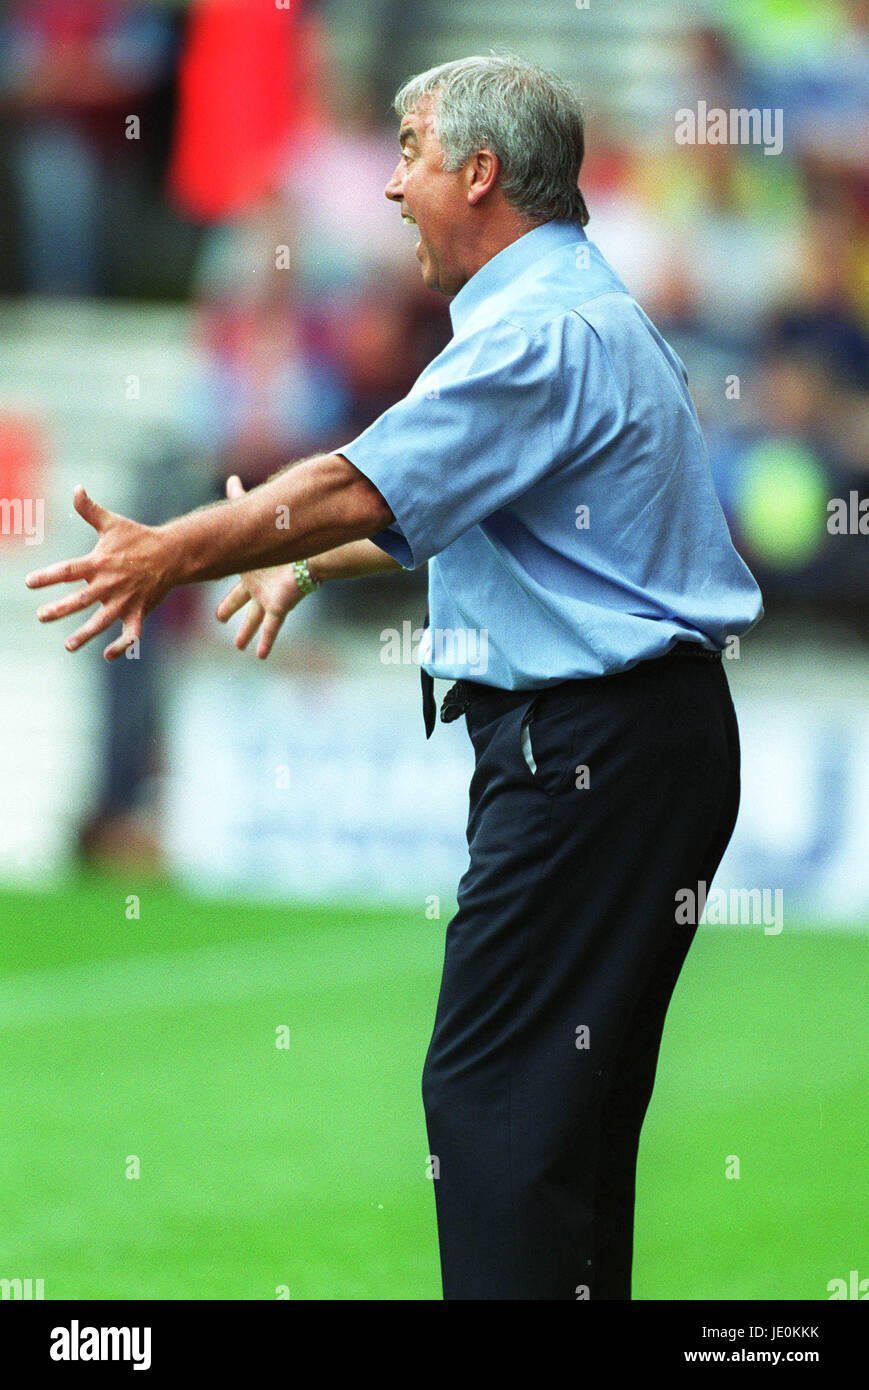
[28,54,762,1299]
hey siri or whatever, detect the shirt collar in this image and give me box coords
[448,219,587,334]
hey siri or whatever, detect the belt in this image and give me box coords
[438,641,723,726]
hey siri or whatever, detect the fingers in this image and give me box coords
[73,483,112,532]
[225,474,245,501]
[36,586,98,624]
[234,600,264,650]
[25,555,91,590]
[64,602,124,653]
[257,609,286,659]
[216,580,250,623]
[103,622,141,662]
[26,488,112,588]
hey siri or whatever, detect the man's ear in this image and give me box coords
[465,148,499,205]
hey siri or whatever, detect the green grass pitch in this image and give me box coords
[0,872,865,1300]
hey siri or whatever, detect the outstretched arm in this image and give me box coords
[25,452,393,660]
[166,452,393,581]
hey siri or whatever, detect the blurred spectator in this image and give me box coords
[185,194,351,483]
[279,78,421,294]
[0,0,176,293]
[638,137,807,346]
[766,207,869,390]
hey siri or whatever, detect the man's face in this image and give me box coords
[385,95,472,295]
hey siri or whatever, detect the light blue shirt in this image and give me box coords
[339,219,763,689]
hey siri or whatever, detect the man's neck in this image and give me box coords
[455,212,546,293]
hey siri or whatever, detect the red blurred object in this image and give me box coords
[0,413,46,539]
[168,0,320,222]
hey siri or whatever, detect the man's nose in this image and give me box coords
[385,161,404,201]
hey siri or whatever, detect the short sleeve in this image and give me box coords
[338,317,559,569]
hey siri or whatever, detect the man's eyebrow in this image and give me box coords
[399,127,419,148]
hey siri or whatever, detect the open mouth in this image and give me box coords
[400,211,423,260]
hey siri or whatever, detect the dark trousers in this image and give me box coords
[422,648,741,1300]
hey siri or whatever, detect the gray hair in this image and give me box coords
[394,53,589,227]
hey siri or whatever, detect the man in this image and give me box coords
[27,54,763,1300]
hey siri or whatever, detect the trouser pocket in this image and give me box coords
[520,698,541,775]
[516,687,588,797]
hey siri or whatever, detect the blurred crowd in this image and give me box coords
[0,0,866,862]
[622,13,869,616]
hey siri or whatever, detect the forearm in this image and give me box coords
[307,539,403,583]
[161,453,393,586]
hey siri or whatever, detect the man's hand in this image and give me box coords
[26,455,392,659]
[215,475,307,659]
[25,485,176,660]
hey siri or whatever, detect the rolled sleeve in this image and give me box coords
[338,317,559,569]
